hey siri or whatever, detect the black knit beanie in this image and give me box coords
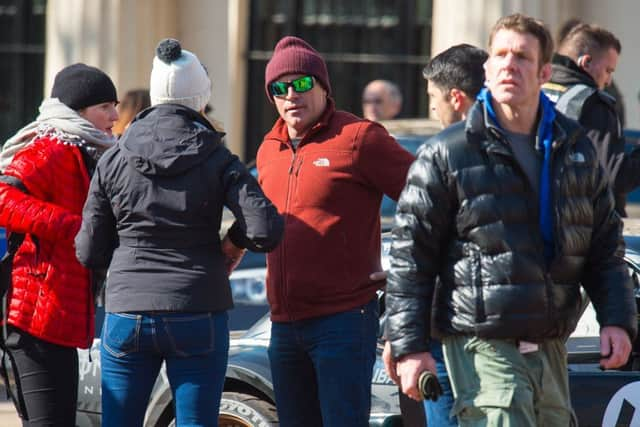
[51,63,118,110]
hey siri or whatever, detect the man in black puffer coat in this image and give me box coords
[386,14,637,427]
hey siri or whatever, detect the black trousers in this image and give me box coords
[5,327,78,427]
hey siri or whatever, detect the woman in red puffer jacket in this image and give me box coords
[0,63,118,426]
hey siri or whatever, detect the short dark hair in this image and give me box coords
[489,14,554,66]
[556,17,583,45]
[558,23,621,59]
[422,44,488,99]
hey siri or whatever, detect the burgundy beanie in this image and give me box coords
[264,36,331,100]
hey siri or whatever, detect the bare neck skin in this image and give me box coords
[492,97,540,134]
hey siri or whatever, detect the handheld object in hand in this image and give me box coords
[418,370,443,402]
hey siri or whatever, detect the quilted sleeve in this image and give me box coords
[0,139,81,243]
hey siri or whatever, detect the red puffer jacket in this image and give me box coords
[0,135,93,348]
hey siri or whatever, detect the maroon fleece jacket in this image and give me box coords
[257,100,415,321]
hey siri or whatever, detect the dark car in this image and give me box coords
[75,227,640,427]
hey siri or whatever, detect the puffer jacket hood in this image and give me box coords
[120,103,222,176]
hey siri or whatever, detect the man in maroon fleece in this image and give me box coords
[257,36,415,427]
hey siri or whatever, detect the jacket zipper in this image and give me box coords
[489,132,556,327]
[288,151,297,174]
[281,148,298,321]
[295,157,303,176]
[546,141,564,328]
[474,251,485,323]
[545,126,579,329]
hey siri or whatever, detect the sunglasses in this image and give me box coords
[269,75,315,97]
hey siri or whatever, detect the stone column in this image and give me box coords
[45,0,178,96]
[45,0,250,157]
[227,0,250,160]
[431,0,579,57]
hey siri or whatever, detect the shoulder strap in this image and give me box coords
[0,175,27,193]
[555,84,597,121]
[0,175,30,408]
[541,82,568,103]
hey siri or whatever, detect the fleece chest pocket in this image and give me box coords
[293,151,353,208]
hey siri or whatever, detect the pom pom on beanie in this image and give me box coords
[150,38,211,112]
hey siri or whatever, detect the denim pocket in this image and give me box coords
[102,313,140,358]
[162,313,214,357]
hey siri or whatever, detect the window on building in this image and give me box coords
[0,0,46,145]
[245,0,432,161]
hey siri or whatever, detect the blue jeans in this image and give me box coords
[423,340,457,427]
[268,299,379,427]
[100,311,229,427]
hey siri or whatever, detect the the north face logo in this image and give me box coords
[313,158,330,167]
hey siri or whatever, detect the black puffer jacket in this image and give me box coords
[75,104,283,313]
[386,101,637,359]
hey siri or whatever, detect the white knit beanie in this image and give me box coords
[149,38,211,112]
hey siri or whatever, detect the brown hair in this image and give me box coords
[556,18,583,45]
[113,89,151,137]
[488,14,554,67]
[558,24,621,60]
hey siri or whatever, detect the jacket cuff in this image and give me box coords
[227,221,247,249]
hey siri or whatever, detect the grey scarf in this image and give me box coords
[0,98,116,172]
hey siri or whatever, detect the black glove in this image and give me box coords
[418,370,443,402]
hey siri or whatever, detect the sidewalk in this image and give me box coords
[0,401,20,427]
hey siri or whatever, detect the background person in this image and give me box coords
[424,44,488,128]
[362,79,403,121]
[555,18,626,126]
[542,23,630,215]
[0,63,118,426]
[112,88,150,137]
[259,36,414,427]
[386,14,636,426]
[75,39,283,427]
[383,43,488,427]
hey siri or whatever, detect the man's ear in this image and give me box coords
[577,54,592,70]
[539,63,552,85]
[449,88,466,113]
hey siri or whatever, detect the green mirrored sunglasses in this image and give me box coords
[269,75,315,97]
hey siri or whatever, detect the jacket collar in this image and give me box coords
[550,53,598,89]
[264,97,336,146]
[465,95,579,152]
[465,100,504,147]
[133,103,219,133]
